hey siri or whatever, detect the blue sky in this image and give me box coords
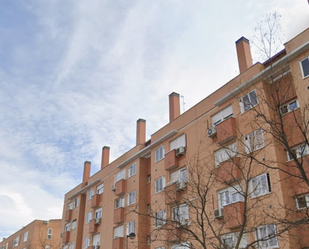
[0,0,308,239]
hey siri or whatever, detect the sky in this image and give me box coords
[0,0,308,239]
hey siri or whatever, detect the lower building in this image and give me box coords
[0,220,61,249]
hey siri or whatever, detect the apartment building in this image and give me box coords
[0,220,61,249]
[60,26,309,249]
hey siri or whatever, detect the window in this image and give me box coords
[13,236,19,247]
[301,56,309,78]
[244,128,265,153]
[171,242,190,249]
[97,183,104,194]
[74,198,79,208]
[218,185,243,208]
[88,189,94,200]
[67,202,73,210]
[256,224,279,248]
[126,220,135,235]
[173,204,189,225]
[147,175,151,183]
[114,225,124,238]
[211,105,234,126]
[71,220,77,230]
[84,237,90,248]
[45,245,50,249]
[221,232,247,248]
[115,169,126,182]
[95,208,102,219]
[250,173,271,198]
[155,210,166,227]
[47,229,52,240]
[287,143,309,161]
[128,163,136,177]
[69,243,74,249]
[115,197,125,209]
[296,194,309,209]
[155,176,165,193]
[155,247,165,249]
[92,233,100,246]
[170,134,186,151]
[23,231,28,243]
[240,90,258,113]
[65,223,71,231]
[63,245,68,249]
[170,168,187,183]
[280,99,299,115]
[128,190,136,205]
[155,146,165,162]
[86,212,92,223]
[214,142,238,167]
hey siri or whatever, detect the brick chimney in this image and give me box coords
[236,37,253,73]
[82,161,91,184]
[101,146,110,169]
[169,92,180,123]
[136,119,146,145]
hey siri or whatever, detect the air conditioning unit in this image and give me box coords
[214,208,223,219]
[181,218,190,226]
[95,218,101,224]
[207,126,217,137]
[111,184,116,191]
[176,181,187,191]
[175,146,185,157]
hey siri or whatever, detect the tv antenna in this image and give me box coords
[181,95,185,112]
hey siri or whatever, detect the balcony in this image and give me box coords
[165,183,180,205]
[223,202,245,229]
[216,117,237,145]
[165,222,181,242]
[91,194,101,209]
[62,231,70,244]
[89,218,101,234]
[65,209,72,222]
[114,207,125,224]
[165,150,179,171]
[215,157,241,183]
[112,237,124,249]
[115,179,126,196]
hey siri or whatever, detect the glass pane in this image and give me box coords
[301,58,309,77]
[243,95,250,111]
[289,101,298,110]
[249,91,258,106]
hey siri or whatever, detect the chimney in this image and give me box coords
[169,92,180,123]
[136,119,146,145]
[101,146,110,169]
[82,161,91,184]
[236,37,253,73]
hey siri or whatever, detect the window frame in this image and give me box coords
[65,223,71,232]
[286,143,309,161]
[88,188,94,200]
[280,99,299,115]
[170,167,187,184]
[155,209,166,227]
[155,176,165,194]
[97,183,104,194]
[240,89,258,113]
[250,173,271,198]
[95,208,102,219]
[115,197,125,209]
[300,56,309,79]
[172,204,189,225]
[295,194,309,209]
[128,163,137,178]
[71,220,77,230]
[218,185,243,209]
[115,169,126,183]
[244,128,265,153]
[211,105,234,126]
[74,198,79,208]
[47,229,53,240]
[155,146,165,163]
[113,225,124,238]
[126,220,135,235]
[23,231,28,243]
[86,212,92,224]
[128,190,136,206]
[84,237,90,248]
[214,142,238,167]
[256,224,279,248]
[170,134,186,151]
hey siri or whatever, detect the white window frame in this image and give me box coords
[256,224,279,248]
[250,173,271,198]
[69,243,74,249]
[113,225,124,238]
[155,176,165,193]
[170,134,186,151]
[211,105,234,126]
[65,223,71,231]
[45,245,50,249]
[92,233,100,246]
[115,197,125,209]
[88,188,94,200]
[295,194,309,209]
[84,237,90,248]
[155,146,165,163]
[63,245,68,249]
[172,204,189,225]
[244,128,265,153]
[240,89,258,113]
[47,229,52,240]
[171,242,190,249]
[280,99,299,115]
[300,56,309,79]
[95,208,102,219]
[13,236,19,247]
[74,198,79,208]
[128,163,137,178]
[170,167,187,184]
[128,190,136,206]
[214,142,238,167]
[155,210,166,227]
[287,143,309,161]
[126,220,135,235]
[67,202,73,210]
[71,220,77,230]
[97,183,104,194]
[115,169,126,183]
[23,231,28,243]
[86,212,92,224]
[221,232,247,249]
[218,185,243,209]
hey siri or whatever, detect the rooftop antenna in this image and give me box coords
[181,95,185,112]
